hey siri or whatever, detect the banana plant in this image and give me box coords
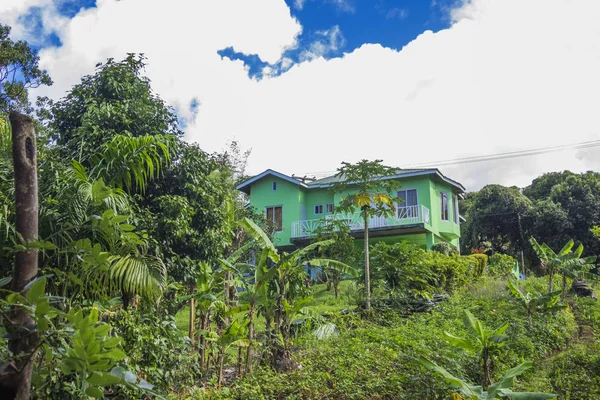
[530,237,596,293]
[238,218,358,366]
[507,279,566,327]
[418,357,556,400]
[444,310,509,388]
[202,319,250,387]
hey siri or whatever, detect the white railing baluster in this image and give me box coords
[291,204,432,238]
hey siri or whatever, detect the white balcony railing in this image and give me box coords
[291,205,431,239]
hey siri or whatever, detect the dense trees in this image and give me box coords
[461,172,600,264]
[0,24,52,113]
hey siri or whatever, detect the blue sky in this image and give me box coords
[220,0,458,78]
[22,0,458,78]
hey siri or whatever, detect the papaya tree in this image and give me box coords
[331,159,400,310]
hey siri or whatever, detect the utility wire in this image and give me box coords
[300,139,600,176]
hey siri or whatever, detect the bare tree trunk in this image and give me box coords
[548,271,554,293]
[198,314,206,369]
[224,272,231,306]
[482,347,490,389]
[363,211,371,311]
[8,112,39,400]
[246,302,255,374]
[188,297,195,340]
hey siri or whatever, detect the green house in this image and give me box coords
[237,168,466,252]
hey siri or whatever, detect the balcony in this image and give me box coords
[291,205,431,239]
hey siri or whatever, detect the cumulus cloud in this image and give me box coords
[3,0,600,191]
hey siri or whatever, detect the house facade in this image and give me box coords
[236,168,465,252]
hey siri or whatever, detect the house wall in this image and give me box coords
[247,173,463,250]
[305,189,335,220]
[428,180,461,242]
[249,176,303,247]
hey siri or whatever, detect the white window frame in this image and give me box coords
[314,204,324,215]
[326,203,334,214]
[265,205,283,232]
[441,192,449,221]
[396,188,419,219]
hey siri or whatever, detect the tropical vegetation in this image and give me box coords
[0,23,599,400]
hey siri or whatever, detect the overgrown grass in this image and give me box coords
[191,276,595,399]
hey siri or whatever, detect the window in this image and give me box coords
[314,204,324,215]
[441,192,449,221]
[326,203,334,214]
[452,195,459,224]
[272,181,277,191]
[397,189,418,218]
[266,206,283,231]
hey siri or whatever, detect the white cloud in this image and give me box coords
[386,8,409,20]
[300,25,345,60]
[293,0,355,13]
[3,0,600,191]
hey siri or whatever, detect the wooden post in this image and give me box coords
[8,111,39,400]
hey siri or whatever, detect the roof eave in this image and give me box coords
[236,169,307,193]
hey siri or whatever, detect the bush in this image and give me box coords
[431,241,454,255]
[467,253,489,277]
[488,254,516,277]
[111,308,201,394]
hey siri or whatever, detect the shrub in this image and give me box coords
[488,254,516,277]
[431,241,453,255]
[111,308,201,394]
[467,254,489,277]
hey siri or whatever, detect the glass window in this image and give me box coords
[397,189,418,218]
[314,205,324,215]
[265,206,283,231]
[452,195,459,224]
[326,203,334,213]
[272,181,277,191]
[441,192,449,221]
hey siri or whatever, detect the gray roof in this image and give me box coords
[308,168,466,192]
[236,167,466,194]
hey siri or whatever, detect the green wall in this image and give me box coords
[249,176,303,247]
[247,173,463,249]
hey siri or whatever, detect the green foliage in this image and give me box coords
[0,24,53,113]
[370,241,438,298]
[444,310,509,387]
[507,279,566,326]
[468,253,489,277]
[431,241,454,255]
[488,254,517,277]
[419,357,557,400]
[530,237,597,292]
[111,309,200,394]
[201,277,577,399]
[460,185,531,255]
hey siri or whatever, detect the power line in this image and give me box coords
[406,139,600,168]
[299,139,600,176]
